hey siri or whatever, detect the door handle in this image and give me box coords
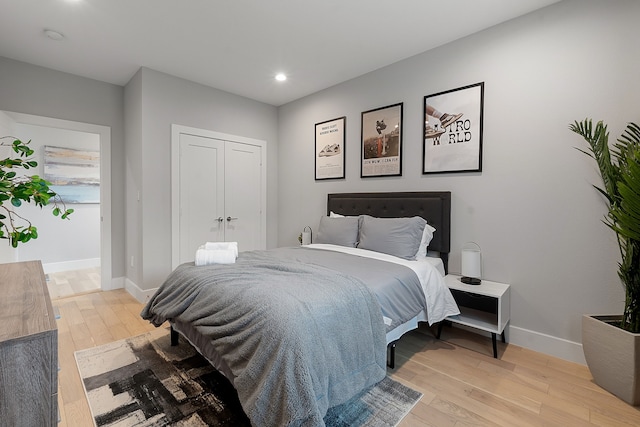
[216,217,224,222]
[226,216,238,222]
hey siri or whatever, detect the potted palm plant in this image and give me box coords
[0,136,73,247]
[570,119,640,405]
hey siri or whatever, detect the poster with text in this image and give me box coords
[315,117,346,180]
[361,103,403,178]
[423,82,484,174]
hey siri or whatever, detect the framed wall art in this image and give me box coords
[315,116,346,180]
[361,102,403,178]
[44,145,100,203]
[423,82,484,174]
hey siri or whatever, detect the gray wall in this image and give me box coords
[0,57,126,279]
[124,68,279,293]
[277,0,640,362]
[124,70,143,287]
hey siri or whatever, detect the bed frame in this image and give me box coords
[327,191,451,273]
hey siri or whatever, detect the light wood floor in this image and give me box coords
[47,267,101,300]
[53,290,640,427]
[53,289,158,427]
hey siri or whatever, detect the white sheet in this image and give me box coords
[306,243,459,326]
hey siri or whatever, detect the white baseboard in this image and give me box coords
[450,323,586,365]
[124,277,159,304]
[105,276,125,291]
[508,325,586,365]
[42,258,100,274]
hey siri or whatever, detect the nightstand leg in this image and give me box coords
[501,331,506,343]
[492,333,498,358]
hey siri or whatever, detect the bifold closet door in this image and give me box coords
[179,134,225,264]
[224,141,262,252]
[178,133,263,264]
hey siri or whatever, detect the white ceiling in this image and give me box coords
[0,0,561,106]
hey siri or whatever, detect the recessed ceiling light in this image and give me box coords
[275,73,287,82]
[44,29,65,41]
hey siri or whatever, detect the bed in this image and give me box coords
[141,191,458,427]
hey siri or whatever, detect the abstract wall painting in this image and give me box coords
[44,145,100,204]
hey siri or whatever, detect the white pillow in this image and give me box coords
[415,223,436,260]
[329,211,360,219]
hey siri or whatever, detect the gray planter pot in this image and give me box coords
[582,314,640,405]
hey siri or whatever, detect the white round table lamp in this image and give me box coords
[461,242,482,285]
[301,226,312,245]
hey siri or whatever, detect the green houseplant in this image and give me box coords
[570,119,640,405]
[0,136,73,247]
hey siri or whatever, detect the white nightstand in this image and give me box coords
[438,274,511,358]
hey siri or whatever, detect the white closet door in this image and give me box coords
[224,142,263,252]
[179,134,225,264]
[172,125,266,268]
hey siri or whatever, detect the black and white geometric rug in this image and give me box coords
[75,329,421,426]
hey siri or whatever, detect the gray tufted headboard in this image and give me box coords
[327,191,451,273]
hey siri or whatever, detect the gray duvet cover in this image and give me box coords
[141,248,400,427]
[272,247,427,331]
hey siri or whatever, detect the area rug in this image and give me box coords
[75,329,421,427]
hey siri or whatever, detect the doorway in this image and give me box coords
[2,111,112,293]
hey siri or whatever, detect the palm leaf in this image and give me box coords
[612,147,640,241]
[569,119,619,205]
[613,122,640,174]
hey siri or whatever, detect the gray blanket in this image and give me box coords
[272,247,426,332]
[141,249,386,427]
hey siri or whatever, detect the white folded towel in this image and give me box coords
[195,248,237,266]
[204,241,238,257]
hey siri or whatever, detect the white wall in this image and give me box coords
[12,123,100,271]
[0,57,125,281]
[124,68,279,295]
[277,0,640,363]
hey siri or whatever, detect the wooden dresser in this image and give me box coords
[0,260,58,426]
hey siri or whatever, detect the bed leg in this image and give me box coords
[436,322,443,339]
[170,325,179,346]
[387,341,397,369]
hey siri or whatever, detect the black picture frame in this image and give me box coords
[361,102,403,178]
[423,82,484,174]
[315,116,346,180]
